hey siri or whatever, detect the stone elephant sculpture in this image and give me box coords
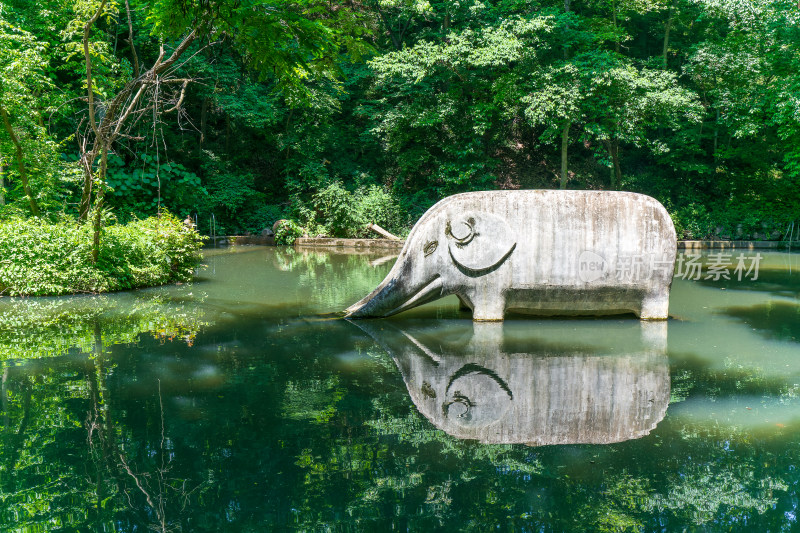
[345,190,677,320]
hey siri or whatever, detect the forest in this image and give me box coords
[1,0,799,242]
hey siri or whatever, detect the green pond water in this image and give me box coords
[1,246,800,531]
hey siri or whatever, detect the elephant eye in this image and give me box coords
[423,240,438,256]
[446,218,476,246]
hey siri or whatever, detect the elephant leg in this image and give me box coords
[639,292,669,320]
[469,291,506,322]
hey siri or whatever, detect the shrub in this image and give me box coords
[299,181,407,238]
[104,153,207,220]
[354,185,406,237]
[274,219,305,245]
[668,199,796,240]
[310,181,353,236]
[0,213,203,296]
[669,203,715,240]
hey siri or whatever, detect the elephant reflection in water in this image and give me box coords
[355,320,670,445]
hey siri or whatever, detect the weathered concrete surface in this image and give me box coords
[345,190,677,320]
[354,320,670,445]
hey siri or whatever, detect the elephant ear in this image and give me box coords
[446,212,516,274]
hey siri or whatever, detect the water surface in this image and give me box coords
[1,246,799,531]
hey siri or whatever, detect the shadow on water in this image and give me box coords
[695,270,800,299]
[692,252,800,299]
[722,301,800,343]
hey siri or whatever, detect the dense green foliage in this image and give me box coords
[295,181,407,238]
[0,213,202,295]
[0,0,798,238]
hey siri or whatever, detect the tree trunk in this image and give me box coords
[78,1,107,222]
[612,0,620,53]
[560,121,570,189]
[564,0,572,59]
[91,145,109,264]
[611,142,621,189]
[0,107,41,216]
[2,367,8,429]
[662,0,677,68]
[0,162,5,206]
[713,107,720,155]
[125,0,140,78]
[376,7,409,51]
[199,97,209,150]
[603,139,621,189]
[78,151,95,221]
[367,223,402,241]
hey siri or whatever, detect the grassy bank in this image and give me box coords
[0,214,203,296]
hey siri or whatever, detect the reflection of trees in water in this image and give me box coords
[724,302,800,343]
[1,362,95,530]
[0,290,210,361]
[0,315,796,531]
[0,302,212,531]
[273,247,393,309]
[0,289,212,529]
[86,373,207,533]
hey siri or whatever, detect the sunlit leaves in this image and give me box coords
[523,63,583,141]
[0,12,74,214]
[0,214,203,296]
[580,52,702,145]
[367,15,554,195]
[370,16,553,83]
[145,0,371,88]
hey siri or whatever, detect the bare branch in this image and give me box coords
[112,82,149,140]
[78,27,200,221]
[154,78,195,84]
[118,453,158,512]
[125,0,140,78]
[83,0,108,139]
[161,41,217,79]
[154,31,197,75]
[165,80,190,113]
[116,133,146,141]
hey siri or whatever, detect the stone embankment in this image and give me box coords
[678,240,786,250]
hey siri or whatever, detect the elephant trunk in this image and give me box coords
[344,273,444,318]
